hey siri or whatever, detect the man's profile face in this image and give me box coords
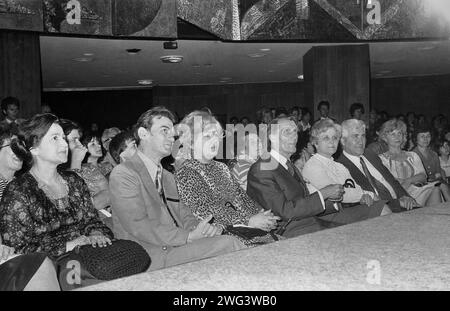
[342,126,366,156]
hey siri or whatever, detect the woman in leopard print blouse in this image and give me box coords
[175,110,280,246]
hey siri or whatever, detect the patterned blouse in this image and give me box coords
[0,177,9,201]
[0,171,113,257]
[176,159,274,246]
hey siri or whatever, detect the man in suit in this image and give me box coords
[109,107,244,271]
[336,119,419,212]
[246,116,345,238]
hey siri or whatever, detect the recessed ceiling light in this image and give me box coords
[137,79,153,85]
[417,46,436,51]
[297,74,304,80]
[248,53,266,58]
[126,48,142,54]
[259,48,271,52]
[160,55,183,63]
[73,57,93,62]
[83,53,94,56]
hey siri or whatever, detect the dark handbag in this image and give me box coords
[225,225,279,241]
[56,239,151,290]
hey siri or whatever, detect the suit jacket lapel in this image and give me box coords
[338,154,374,192]
[128,153,160,203]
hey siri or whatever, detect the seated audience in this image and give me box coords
[366,120,390,155]
[0,114,113,268]
[412,125,450,201]
[302,119,391,221]
[436,139,450,181]
[0,97,24,131]
[176,111,280,246]
[77,134,112,212]
[377,119,442,206]
[109,107,244,271]
[0,124,60,291]
[100,127,121,173]
[315,100,336,123]
[108,131,137,164]
[247,116,344,238]
[349,103,365,120]
[298,108,311,132]
[230,132,263,191]
[336,119,420,213]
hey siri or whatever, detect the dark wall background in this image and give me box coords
[0,30,41,119]
[42,89,153,131]
[41,75,449,130]
[371,74,450,119]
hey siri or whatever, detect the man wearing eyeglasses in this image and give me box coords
[247,117,344,238]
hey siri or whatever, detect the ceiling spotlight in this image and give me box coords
[160,55,183,63]
[137,79,154,85]
[259,48,271,52]
[73,57,93,62]
[248,53,266,58]
[126,48,142,55]
[417,46,436,51]
[297,74,304,80]
[83,53,94,56]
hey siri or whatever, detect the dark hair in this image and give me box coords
[230,116,238,123]
[317,100,330,110]
[412,124,433,146]
[275,107,288,118]
[290,106,300,114]
[134,106,176,146]
[59,118,82,137]
[240,116,250,123]
[81,133,103,163]
[434,139,449,155]
[109,131,135,164]
[0,123,17,146]
[301,107,311,118]
[349,103,365,116]
[1,96,20,113]
[11,113,60,170]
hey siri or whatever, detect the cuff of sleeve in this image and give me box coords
[316,189,326,210]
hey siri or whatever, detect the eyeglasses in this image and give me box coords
[0,144,10,150]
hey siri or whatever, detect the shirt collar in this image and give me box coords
[343,150,364,166]
[270,149,289,169]
[137,150,160,182]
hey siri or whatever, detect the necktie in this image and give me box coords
[155,165,179,227]
[359,157,393,201]
[286,160,309,195]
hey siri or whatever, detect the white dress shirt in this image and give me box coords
[343,151,397,199]
[270,149,326,209]
[137,150,159,183]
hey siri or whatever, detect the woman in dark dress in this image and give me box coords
[0,114,113,259]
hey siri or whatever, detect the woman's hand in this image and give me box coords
[360,194,374,206]
[248,209,280,231]
[0,244,15,261]
[87,234,112,248]
[70,141,88,170]
[66,236,90,252]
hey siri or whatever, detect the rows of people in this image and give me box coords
[0,96,449,290]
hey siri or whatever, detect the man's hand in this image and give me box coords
[188,215,222,242]
[248,209,280,231]
[399,196,419,210]
[0,244,15,261]
[320,184,345,201]
[360,194,374,206]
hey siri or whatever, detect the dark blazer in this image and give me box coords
[336,149,410,211]
[246,155,337,238]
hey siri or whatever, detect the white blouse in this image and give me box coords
[302,153,372,203]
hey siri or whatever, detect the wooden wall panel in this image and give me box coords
[304,44,370,123]
[0,30,41,119]
[371,75,450,120]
